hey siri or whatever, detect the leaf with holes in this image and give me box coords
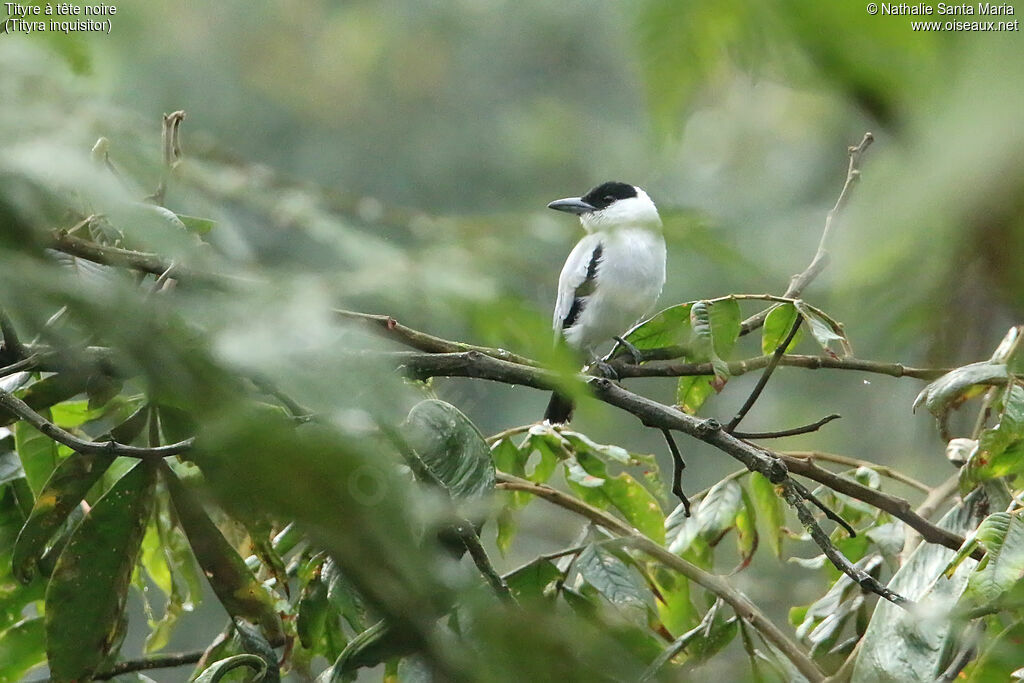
[14,416,59,496]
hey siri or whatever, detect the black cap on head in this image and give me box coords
[581,181,637,211]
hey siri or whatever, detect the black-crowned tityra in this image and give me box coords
[544,181,666,423]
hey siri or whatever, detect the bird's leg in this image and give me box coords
[613,335,645,365]
[587,357,619,380]
[661,429,691,516]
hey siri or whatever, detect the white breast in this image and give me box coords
[561,227,666,353]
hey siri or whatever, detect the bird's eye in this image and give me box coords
[603,195,615,203]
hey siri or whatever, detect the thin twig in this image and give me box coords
[732,413,841,439]
[91,649,206,680]
[495,472,825,682]
[780,478,908,607]
[485,423,534,444]
[777,453,973,556]
[47,231,238,287]
[782,450,931,493]
[640,604,733,681]
[0,386,193,458]
[661,428,690,515]
[739,132,873,336]
[727,316,804,432]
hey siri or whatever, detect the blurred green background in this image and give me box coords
[2,0,1022,679]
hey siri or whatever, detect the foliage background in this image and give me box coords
[1,1,1022,680]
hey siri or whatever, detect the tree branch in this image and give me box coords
[739,132,873,336]
[777,453,977,558]
[47,230,244,288]
[0,386,193,458]
[334,309,538,366]
[782,450,931,493]
[611,353,948,381]
[91,650,204,680]
[391,350,909,604]
[495,472,825,682]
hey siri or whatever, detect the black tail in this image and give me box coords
[544,392,574,423]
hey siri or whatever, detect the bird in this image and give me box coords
[544,181,666,423]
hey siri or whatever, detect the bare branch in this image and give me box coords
[740,132,874,336]
[778,453,976,558]
[732,413,841,439]
[47,230,239,288]
[335,309,538,366]
[611,353,948,381]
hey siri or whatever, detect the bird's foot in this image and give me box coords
[588,359,619,380]
[613,336,644,365]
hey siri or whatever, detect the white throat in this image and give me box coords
[580,188,662,234]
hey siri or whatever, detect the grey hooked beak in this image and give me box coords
[547,197,595,215]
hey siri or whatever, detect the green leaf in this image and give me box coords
[653,570,697,637]
[564,452,664,542]
[749,473,784,558]
[913,361,1008,419]
[697,479,743,546]
[505,558,561,603]
[969,619,1024,681]
[161,463,283,642]
[793,301,851,359]
[0,374,90,429]
[735,489,758,570]
[964,386,1024,488]
[604,472,666,543]
[622,302,694,351]
[176,214,217,235]
[49,400,103,429]
[851,489,996,682]
[45,461,157,682]
[296,566,331,651]
[14,414,59,496]
[193,654,267,683]
[323,557,367,634]
[965,512,1024,605]
[0,617,45,683]
[12,452,114,582]
[0,451,24,488]
[573,543,650,618]
[676,375,717,415]
[761,303,804,355]
[404,399,496,500]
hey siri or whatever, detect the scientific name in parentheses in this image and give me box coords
[878,2,1014,14]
